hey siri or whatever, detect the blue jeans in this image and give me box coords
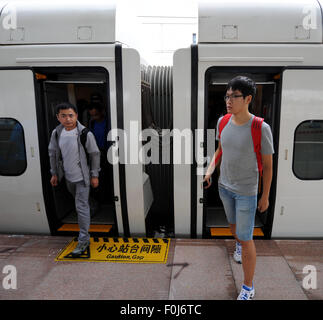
[218,186,257,241]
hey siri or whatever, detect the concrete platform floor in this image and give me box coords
[0,234,322,300]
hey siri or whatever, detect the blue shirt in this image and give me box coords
[92,120,106,150]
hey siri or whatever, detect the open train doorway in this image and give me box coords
[34,67,117,236]
[203,68,282,239]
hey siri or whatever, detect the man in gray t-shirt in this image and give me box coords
[204,76,274,300]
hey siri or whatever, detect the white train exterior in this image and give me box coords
[173,0,323,239]
[0,0,322,239]
[0,0,153,237]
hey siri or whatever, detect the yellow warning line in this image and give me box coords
[58,224,112,233]
[210,227,264,237]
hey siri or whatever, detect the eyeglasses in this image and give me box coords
[224,94,244,101]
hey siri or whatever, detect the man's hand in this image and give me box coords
[50,175,58,187]
[203,174,212,189]
[258,196,269,213]
[91,177,99,188]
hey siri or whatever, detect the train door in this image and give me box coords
[272,69,323,238]
[203,69,280,238]
[34,68,118,236]
[0,69,50,234]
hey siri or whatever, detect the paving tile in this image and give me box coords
[0,246,17,257]
[0,234,321,300]
[275,240,323,262]
[98,240,175,300]
[0,235,30,259]
[98,263,172,300]
[225,239,282,257]
[275,240,323,300]
[229,254,308,300]
[13,236,73,258]
[29,262,112,300]
[282,260,323,300]
[169,241,236,300]
[0,234,30,247]
[0,256,55,300]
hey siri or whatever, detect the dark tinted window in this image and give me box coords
[0,118,27,176]
[293,120,323,180]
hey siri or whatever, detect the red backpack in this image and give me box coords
[214,114,264,178]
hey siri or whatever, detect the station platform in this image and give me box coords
[0,234,322,300]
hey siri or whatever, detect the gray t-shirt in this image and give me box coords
[216,114,274,196]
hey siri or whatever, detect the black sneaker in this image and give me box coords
[71,240,90,257]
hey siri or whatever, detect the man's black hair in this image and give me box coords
[88,102,104,112]
[226,76,257,102]
[90,92,103,104]
[55,102,78,115]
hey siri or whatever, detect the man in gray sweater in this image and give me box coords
[48,102,101,257]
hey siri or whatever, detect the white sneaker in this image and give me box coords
[237,284,255,300]
[233,241,242,264]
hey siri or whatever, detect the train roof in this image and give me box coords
[198,0,323,44]
[0,0,139,46]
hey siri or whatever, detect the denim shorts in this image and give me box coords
[218,186,257,241]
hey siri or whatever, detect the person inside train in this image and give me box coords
[87,98,111,207]
[48,102,100,257]
[203,76,274,300]
[77,98,90,127]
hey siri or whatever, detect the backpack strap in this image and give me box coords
[55,129,62,161]
[80,128,89,149]
[214,114,232,166]
[80,128,90,164]
[251,116,264,176]
[251,116,264,193]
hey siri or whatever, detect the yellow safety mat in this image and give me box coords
[57,224,112,233]
[210,227,264,237]
[55,237,171,263]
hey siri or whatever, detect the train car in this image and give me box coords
[1,0,322,240]
[0,0,155,237]
[173,0,323,239]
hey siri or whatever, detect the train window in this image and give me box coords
[293,120,323,180]
[0,118,27,176]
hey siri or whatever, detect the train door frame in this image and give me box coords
[199,65,283,239]
[32,65,125,236]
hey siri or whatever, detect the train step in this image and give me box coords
[210,227,264,237]
[57,224,112,233]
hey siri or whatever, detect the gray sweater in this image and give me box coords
[48,121,101,187]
